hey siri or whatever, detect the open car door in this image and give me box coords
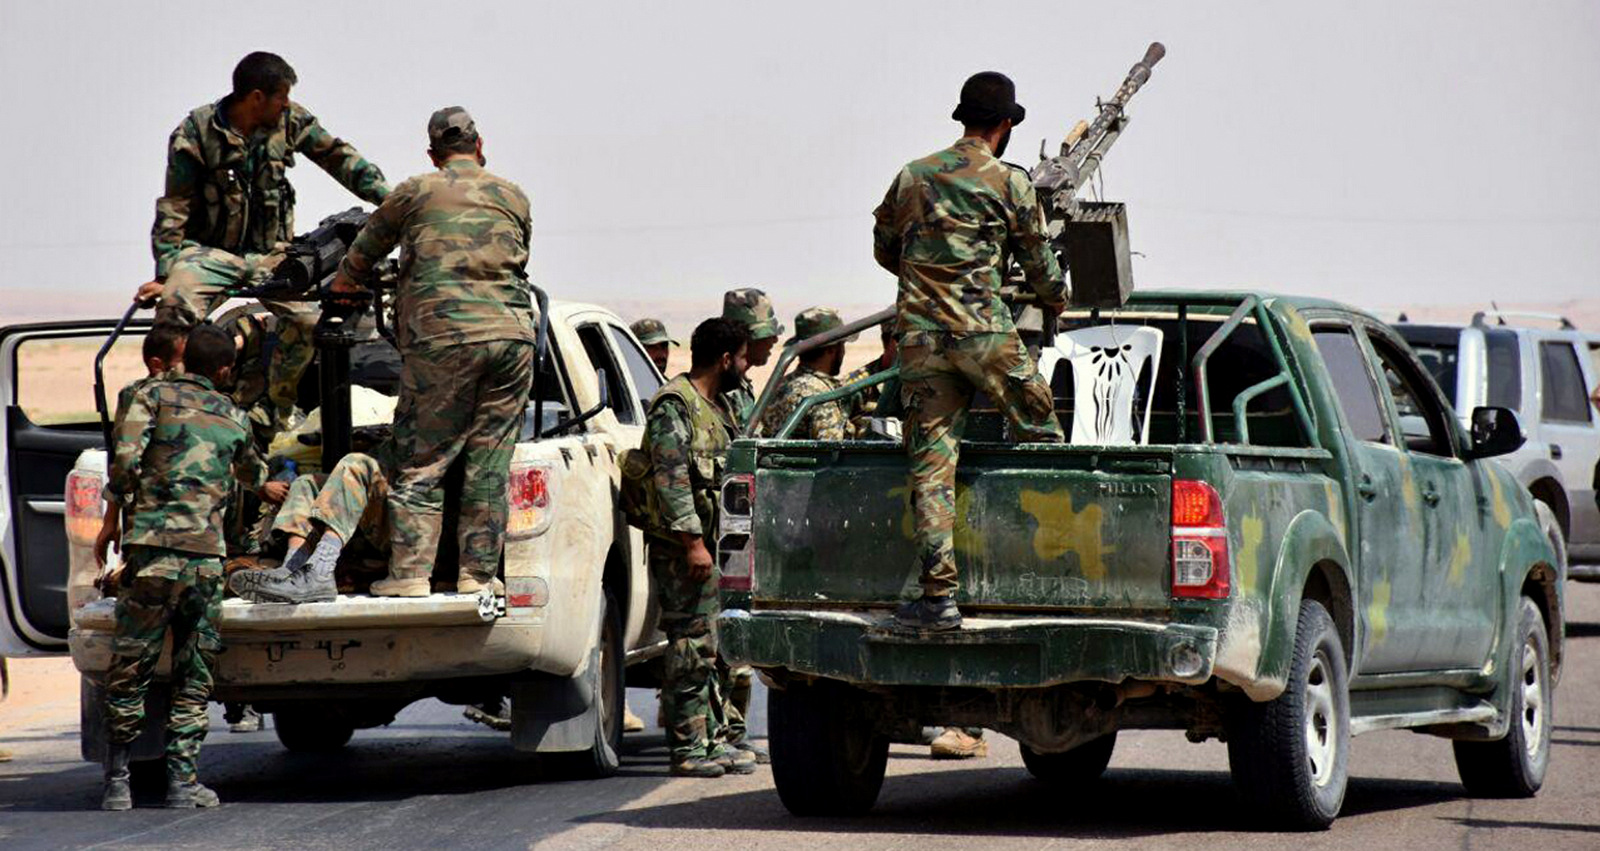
[1,319,147,655]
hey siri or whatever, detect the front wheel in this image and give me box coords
[1020,732,1117,786]
[769,680,888,816]
[548,589,625,778]
[1226,599,1350,830]
[1453,596,1551,797]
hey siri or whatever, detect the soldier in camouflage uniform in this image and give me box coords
[134,52,389,438]
[630,318,678,375]
[643,318,757,778]
[94,325,187,573]
[756,307,856,440]
[718,288,784,430]
[873,72,1066,631]
[99,325,277,810]
[328,107,535,598]
[842,319,900,428]
[230,446,394,603]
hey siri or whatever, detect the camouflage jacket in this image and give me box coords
[842,355,894,417]
[757,366,848,440]
[718,376,756,432]
[341,158,536,353]
[152,98,389,279]
[644,375,733,540]
[108,373,268,557]
[872,137,1064,341]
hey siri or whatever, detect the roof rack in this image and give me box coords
[1470,310,1575,330]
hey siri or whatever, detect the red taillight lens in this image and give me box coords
[1171,479,1230,599]
[507,462,555,538]
[1172,479,1224,527]
[65,470,104,544]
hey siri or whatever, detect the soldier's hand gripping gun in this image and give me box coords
[240,207,371,305]
[1009,42,1164,345]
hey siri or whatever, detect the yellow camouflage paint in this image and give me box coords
[1019,488,1109,580]
[1237,513,1265,593]
[1367,578,1391,644]
[1487,469,1512,529]
[1447,527,1472,585]
[892,484,988,556]
[1323,480,1347,540]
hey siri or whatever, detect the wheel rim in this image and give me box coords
[1520,634,1545,760]
[1304,651,1339,788]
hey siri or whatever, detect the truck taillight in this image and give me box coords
[719,475,754,592]
[65,470,104,544]
[1171,479,1230,599]
[507,461,556,539]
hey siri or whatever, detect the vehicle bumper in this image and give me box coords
[69,595,559,687]
[716,608,1218,688]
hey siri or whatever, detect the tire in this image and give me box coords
[1453,596,1551,797]
[1533,501,1568,582]
[554,589,625,778]
[274,707,355,753]
[1226,599,1350,830]
[769,680,889,816]
[1020,732,1117,785]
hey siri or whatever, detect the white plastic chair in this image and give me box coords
[1038,325,1164,445]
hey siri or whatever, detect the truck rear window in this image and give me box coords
[1054,310,1307,447]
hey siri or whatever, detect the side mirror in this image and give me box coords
[1467,406,1525,459]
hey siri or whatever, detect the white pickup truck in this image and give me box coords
[0,299,667,775]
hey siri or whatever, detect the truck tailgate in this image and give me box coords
[72,593,499,633]
[744,443,1173,611]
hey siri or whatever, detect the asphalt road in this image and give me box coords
[4,583,1600,850]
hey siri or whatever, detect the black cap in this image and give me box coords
[952,71,1026,127]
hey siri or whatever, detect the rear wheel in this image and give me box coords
[1453,596,1551,797]
[549,589,624,778]
[770,680,888,816]
[274,707,355,753]
[1226,599,1350,830]
[1020,732,1117,786]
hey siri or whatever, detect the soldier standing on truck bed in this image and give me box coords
[756,307,855,440]
[99,324,282,810]
[642,318,759,777]
[133,51,389,438]
[327,107,536,598]
[873,71,1067,631]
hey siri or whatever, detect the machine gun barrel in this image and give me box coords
[238,206,370,302]
[1032,42,1164,210]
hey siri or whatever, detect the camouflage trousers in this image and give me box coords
[155,245,315,432]
[717,658,753,745]
[899,331,1064,596]
[390,341,533,582]
[648,541,726,762]
[104,546,223,783]
[272,453,391,550]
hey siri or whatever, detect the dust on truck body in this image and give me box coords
[716,291,1563,829]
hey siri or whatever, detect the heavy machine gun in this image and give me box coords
[1009,42,1165,344]
[94,207,391,471]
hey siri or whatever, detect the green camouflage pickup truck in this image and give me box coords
[715,291,1563,830]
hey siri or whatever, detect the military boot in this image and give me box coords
[163,773,221,808]
[369,575,430,597]
[455,572,505,595]
[733,739,771,764]
[709,744,758,775]
[894,594,962,631]
[101,743,132,811]
[669,756,726,778]
[929,727,988,759]
[230,535,340,604]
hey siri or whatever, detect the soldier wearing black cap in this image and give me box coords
[872,72,1066,631]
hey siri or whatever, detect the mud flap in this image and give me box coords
[508,671,598,753]
[79,675,169,763]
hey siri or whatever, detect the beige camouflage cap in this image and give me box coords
[630,318,678,347]
[788,307,857,345]
[428,106,479,150]
[722,288,784,340]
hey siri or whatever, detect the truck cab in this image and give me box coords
[0,300,667,775]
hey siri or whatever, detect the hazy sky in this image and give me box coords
[1,0,1597,323]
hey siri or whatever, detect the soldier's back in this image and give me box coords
[125,375,253,556]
